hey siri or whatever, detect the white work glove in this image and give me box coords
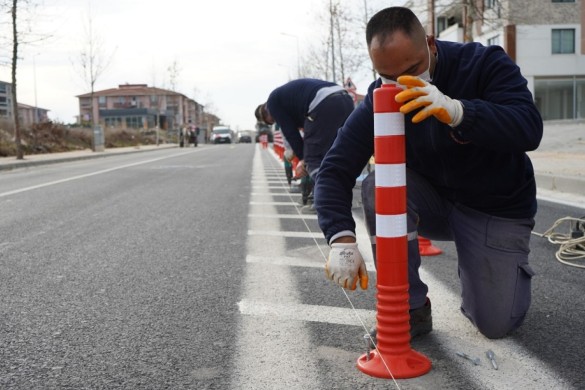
[284,149,294,162]
[395,75,464,127]
[325,243,369,290]
[294,159,308,179]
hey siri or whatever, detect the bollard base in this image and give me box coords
[419,237,443,256]
[357,349,431,379]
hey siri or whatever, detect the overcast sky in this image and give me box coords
[1,0,401,130]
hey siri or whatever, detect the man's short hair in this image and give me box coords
[366,7,424,47]
[254,104,265,123]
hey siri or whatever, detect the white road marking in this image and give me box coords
[0,150,198,198]
[247,230,325,239]
[246,254,323,269]
[239,145,574,388]
[248,213,317,220]
[252,185,287,190]
[231,146,320,388]
[250,192,300,196]
[238,299,375,327]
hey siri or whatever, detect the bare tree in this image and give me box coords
[3,0,43,159]
[303,0,370,85]
[10,0,23,159]
[167,59,181,92]
[76,2,114,129]
[166,59,182,128]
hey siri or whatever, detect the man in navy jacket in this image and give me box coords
[255,79,354,182]
[315,7,543,340]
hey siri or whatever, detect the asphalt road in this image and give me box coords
[0,144,583,389]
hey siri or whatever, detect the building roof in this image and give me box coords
[17,102,50,112]
[76,84,185,98]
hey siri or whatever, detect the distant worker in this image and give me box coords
[254,78,354,211]
[259,133,268,149]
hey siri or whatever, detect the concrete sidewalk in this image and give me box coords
[0,143,179,171]
[528,121,584,201]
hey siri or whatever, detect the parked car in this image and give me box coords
[238,134,252,143]
[210,126,234,144]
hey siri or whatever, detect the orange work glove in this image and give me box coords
[395,75,464,127]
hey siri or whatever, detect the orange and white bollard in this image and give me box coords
[259,133,268,149]
[356,83,431,379]
[419,236,442,256]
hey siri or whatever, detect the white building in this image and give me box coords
[403,0,584,121]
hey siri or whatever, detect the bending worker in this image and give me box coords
[315,7,543,341]
[255,78,354,209]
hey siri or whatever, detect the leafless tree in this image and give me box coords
[10,0,23,159]
[1,0,43,159]
[167,60,181,92]
[302,0,370,86]
[75,2,115,129]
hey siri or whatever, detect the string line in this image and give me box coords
[262,145,401,389]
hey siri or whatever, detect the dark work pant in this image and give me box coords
[303,93,354,181]
[361,170,535,339]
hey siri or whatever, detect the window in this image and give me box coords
[535,76,585,120]
[98,96,106,106]
[485,0,496,8]
[487,35,500,46]
[552,0,575,3]
[125,116,143,129]
[552,29,575,54]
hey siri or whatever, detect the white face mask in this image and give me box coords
[418,44,432,82]
[380,76,398,86]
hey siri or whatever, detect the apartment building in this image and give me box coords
[0,80,50,127]
[404,0,584,121]
[76,84,209,131]
[0,81,12,120]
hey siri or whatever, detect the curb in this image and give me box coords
[534,173,584,197]
[0,145,179,171]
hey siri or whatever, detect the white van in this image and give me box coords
[210,126,234,144]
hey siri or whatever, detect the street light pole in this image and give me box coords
[280,32,300,78]
[33,54,38,124]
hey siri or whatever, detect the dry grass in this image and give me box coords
[0,120,168,157]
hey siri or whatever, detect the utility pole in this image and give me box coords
[428,0,435,36]
[33,54,38,124]
[330,0,336,84]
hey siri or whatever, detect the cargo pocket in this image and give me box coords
[485,215,534,254]
[512,263,535,318]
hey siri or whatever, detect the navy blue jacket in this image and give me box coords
[267,78,339,160]
[315,40,543,243]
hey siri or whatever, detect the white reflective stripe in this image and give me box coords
[376,213,407,238]
[374,112,404,136]
[374,163,406,187]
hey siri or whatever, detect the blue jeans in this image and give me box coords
[361,170,535,339]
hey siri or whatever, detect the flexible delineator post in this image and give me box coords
[357,83,432,379]
[419,236,443,256]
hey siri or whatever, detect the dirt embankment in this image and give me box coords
[0,120,164,157]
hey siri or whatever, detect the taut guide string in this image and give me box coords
[263,148,402,389]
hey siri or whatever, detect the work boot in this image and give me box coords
[367,298,432,348]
